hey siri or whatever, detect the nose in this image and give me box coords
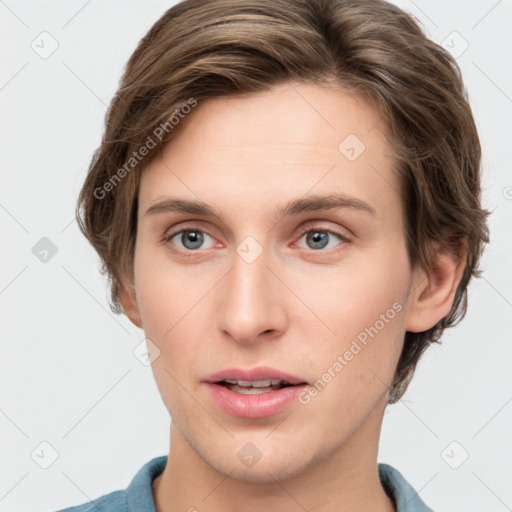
[216,244,288,345]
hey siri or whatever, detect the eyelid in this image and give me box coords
[293,220,353,242]
[291,225,351,253]
[162,224,220,254]
[163,220,219,241]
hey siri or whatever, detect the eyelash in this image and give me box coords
[162,224,351,258]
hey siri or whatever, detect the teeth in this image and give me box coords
[230,386,275,395]
[223,379,286,387]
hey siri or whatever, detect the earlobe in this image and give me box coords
[405,239,467,333]
[118,280,143,329]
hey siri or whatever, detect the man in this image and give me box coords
[59,0,489,510]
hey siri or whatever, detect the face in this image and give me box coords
[122,82,421,482]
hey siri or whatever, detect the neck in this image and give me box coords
[153,400,395,512]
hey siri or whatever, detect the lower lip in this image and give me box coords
[205,383,307,418]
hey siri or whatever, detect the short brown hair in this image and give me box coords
[76,0,490,403]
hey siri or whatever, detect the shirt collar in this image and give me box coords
[127,455,167,512]
[126,456,435,512]
[378,463,435,511]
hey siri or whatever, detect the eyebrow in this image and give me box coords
[144,193,376,221]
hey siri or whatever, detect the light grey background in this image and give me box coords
[1,1,511,511]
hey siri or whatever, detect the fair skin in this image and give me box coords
[119,81,465,512]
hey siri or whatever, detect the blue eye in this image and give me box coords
[164,225,349,257]
[169,229,216,251]
[297,229,346,251]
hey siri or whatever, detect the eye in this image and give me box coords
[296,228,348,251]
[167,229,217,252]
[163,225,350,257]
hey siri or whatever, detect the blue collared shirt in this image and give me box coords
[54,456,435,512]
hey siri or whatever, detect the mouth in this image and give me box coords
[203,366,308,389]
[216,378,297,395]
[203,366,309,418]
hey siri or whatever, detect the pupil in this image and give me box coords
[182,230,203,250]
[307,231,328,250]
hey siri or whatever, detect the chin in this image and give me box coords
[210,454,310,483]
[197,435,328,484]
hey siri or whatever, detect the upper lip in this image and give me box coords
[203,366,308,385]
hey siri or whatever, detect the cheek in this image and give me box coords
[133,241,210,338]
[288,250,409,401]
[289,246,410,341]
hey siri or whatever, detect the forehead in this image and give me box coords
[138,82,400,222]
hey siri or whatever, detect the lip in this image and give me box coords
[203,366,308,419]
[203,366,308,386]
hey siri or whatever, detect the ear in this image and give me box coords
[405,238,467,333]
[118,277,143,329]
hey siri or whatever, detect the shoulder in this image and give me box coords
[50,456,167,512]
[53,490,127,512]
[378,462,436,512]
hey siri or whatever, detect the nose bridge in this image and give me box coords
[217,238,286,342]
